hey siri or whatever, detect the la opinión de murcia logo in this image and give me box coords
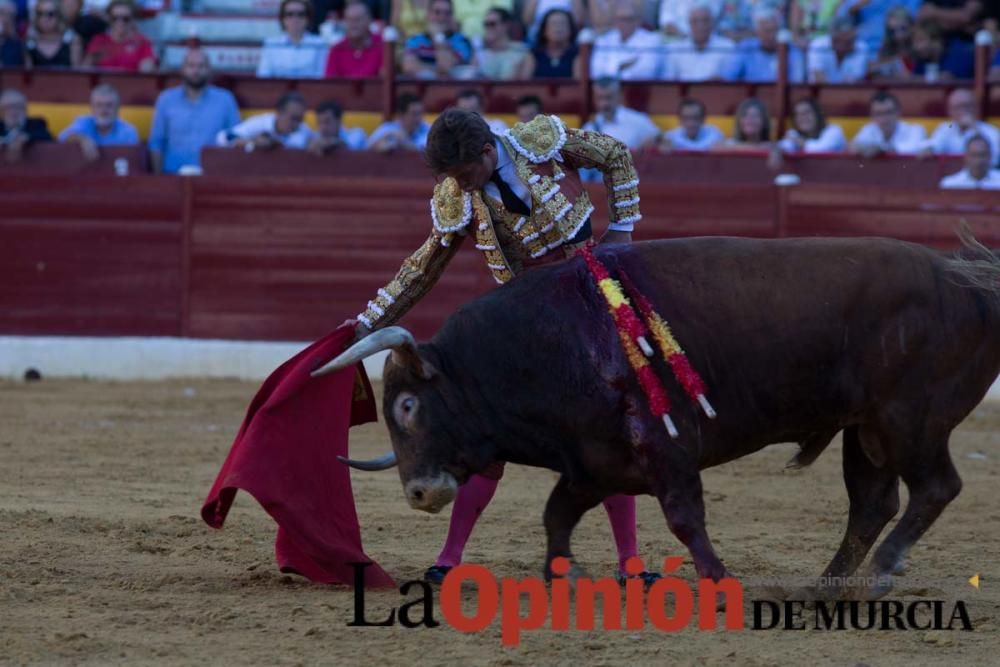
[348,558,975,646]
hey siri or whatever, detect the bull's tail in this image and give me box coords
[946,221,1000,298]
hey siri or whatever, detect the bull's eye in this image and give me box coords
[401,397,416,413]
[393,392,419,428]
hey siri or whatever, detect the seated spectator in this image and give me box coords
[217,92,315,151]
[908,18,972,81]
[591,0,664,80]
[732,7,805,82]
[583,78,660,149]
[789,0,842,43]
[521,0,586,44]
[25,0,81,68]
[367,92,430,152]
[307,100,367,154]
[82,0,155,72]
[657,97,724,152]
[928,88,1000,164]
[0,0,24,67]
[453,0,514,41]
[939,135,1000,189]
[807,15,869,83]
[850,91,927,157]
[837,0,921,54]
[663,3,737,82]
[475,7,528,80]
[59,84,138,161]
[868,4,914,79]
[400,0,474,79]
[777,97,846,153]
[258,0,329,78]
[917,0,981,71]
[455,89,508,133]
[0,89,52,164]
[515,94,543,123]
[324,1,382,78]
[392,0,430,41]
[60,0,106,50]
[519,8,580,79]
[717,96,772,151]
[660,0,722,38]
[148,49,241,174]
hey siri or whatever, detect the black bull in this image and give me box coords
[318,233,1000,598]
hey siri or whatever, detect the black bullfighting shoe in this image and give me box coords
[423,565,453,584]
[616,570,662,590]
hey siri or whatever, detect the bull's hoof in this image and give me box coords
[423,565,452,585]
[544,559,587,584]
[616,570,661,590]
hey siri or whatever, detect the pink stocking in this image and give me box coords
[433,473,500,567]
[602,494,638,572]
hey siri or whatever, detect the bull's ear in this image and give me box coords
[390,347,437,380]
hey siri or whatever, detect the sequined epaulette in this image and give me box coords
[504,115,568,164]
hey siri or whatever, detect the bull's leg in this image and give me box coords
[543,475,602,581]
[815,426,900,595]
[651,466,728,582]
[861,435,962,599]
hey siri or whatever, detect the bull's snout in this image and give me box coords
[404,473,458,513]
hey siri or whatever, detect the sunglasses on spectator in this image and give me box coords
[283,10,308,18]
[483,19,500,27]
[110,13,132,23]
[37,10,58,18]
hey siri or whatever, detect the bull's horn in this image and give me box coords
[336,452,398,471]
[312,326,416,377]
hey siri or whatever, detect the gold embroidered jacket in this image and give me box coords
[357,114,642,330]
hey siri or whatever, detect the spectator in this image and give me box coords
[391,0,430,40]
[850,91,927,157]
[59,0,106,50]
[659,0,722,38]
[453,0,514,40]
[515,94,543,123]
[927,88,1000,164]
[367,92,430,152]
[475,6,528,79]
[716,0,785,43]
[868,4,914,79]
[455,89,508,133]
[59,84,138,161]
[939,135,1000,189]
[1,0,24,67]
[733,7,805,82]
[401,0,474,79]
[25,0,81,68]
[519,8,580,79]
[0,89,52,164]
[917,1,983,47]
[323,0,383,78]
[307,99,367,154]
[657,97,724,152]
[908,18,972,80]
[583,77,660,149]
[82,0,155,72]
[789,0,842,42]
[807,15,869,83]
[663,3,737,82]
[777,97,846,153]
[217,92,315,151]
[258,0,328,78]
[837,0,921,53]
[521,0,586,44]
[591,0,664,80]
[718,96,772,150]
[148,49,241,174]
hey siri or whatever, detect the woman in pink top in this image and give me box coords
[82,0,155,72]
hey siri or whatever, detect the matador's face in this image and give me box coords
[447,142,497,193]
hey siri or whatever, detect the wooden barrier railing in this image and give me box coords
[3,172,999,342]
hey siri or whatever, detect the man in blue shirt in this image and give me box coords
[400,0,473,79]
[732,8,805,82]
[367,92,430,152]
[59,84,139,161]
[148,48,241,174]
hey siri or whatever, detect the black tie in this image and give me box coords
[489,169,530,216]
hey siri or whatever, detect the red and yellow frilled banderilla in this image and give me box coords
[578,244,715,437]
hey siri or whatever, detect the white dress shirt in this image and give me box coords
[256,33,329,78]
[663,34,737,81]
[663,124,725,150]
[583,106,661,149]
[216,112,316,149]
[807,36,870,83]
[930,121,1000,164]
[591,28,664,80]
[852,121,928,155]
[779,124,848,153]
[483,138,532,210]
[939,168,1000,190]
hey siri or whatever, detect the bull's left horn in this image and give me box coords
[312,326,416,377]
[336,452,398,471]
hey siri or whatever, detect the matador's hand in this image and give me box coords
[599,230,632,245]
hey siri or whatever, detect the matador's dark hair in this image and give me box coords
[425,108,495,174]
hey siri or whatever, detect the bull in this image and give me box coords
[316,232,1000,599]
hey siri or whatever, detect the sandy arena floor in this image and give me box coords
[1,378,999,666]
